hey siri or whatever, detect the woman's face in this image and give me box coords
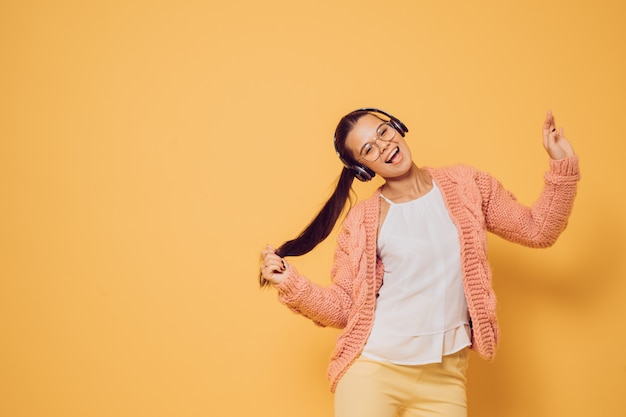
[344,114,413,179]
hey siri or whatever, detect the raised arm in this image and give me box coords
[480,111,580,247]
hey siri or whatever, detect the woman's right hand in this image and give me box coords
[260,244,288,285]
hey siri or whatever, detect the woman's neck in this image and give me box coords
[381,163,432,203]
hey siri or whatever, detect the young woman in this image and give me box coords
[259,108,579,417]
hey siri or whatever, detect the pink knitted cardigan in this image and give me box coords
[275,156,580,392]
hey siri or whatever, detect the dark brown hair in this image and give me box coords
[259,110,371,287]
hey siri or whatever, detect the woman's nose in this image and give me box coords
[376,137,390,152]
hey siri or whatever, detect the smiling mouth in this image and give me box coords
[385,147,400,163]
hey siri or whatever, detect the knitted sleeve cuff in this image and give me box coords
[548,155,580,177]
[274,266,307,304]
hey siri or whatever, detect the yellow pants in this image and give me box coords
[334,349,469,417]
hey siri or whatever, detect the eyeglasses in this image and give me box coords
[358,122,397,162]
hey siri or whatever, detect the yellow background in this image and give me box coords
[1,1,624,416]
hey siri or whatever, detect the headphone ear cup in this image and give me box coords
[389,119,408,137]
[351,164,375,182]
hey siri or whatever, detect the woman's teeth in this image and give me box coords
[386,147,399,163]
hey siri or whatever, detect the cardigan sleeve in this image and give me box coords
[272,212,361,329]
[478,155,580,247]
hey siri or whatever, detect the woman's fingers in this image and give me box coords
[542,110,557,149]
[542,111,575,159]
[260,244,287,284]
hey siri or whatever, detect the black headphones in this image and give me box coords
[333,108,409,182]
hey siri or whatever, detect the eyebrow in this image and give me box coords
[358,122,387,153]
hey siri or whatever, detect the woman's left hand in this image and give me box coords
[543,110,575,160]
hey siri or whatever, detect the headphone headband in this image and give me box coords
[333,108,409,182]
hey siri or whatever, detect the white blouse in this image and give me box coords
[361,182,471,365]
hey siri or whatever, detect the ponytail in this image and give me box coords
[259,167,356,287]
[259,109,370,288]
